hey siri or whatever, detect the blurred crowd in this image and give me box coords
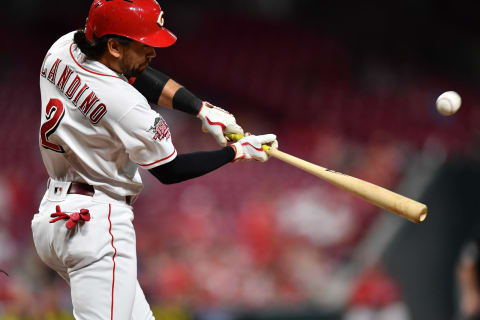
[0,4,479,320]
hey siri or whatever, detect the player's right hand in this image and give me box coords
[197,102,244,146]
[232,133,278,162]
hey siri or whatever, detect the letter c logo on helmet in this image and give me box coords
[85,0,177,48]
[157,11,165,28]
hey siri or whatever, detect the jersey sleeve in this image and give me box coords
[117,104,177,170]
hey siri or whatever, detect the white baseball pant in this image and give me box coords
[32,180,155,319]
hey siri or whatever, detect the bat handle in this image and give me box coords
[226,133,245,142]
[226,134,272,153]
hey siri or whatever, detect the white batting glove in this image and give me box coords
[232,134,278,162]
[197,102,244,147]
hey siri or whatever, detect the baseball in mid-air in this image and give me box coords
[436,91,462,116]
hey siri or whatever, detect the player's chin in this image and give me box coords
[135,63,149,75]
[126,66,146,78]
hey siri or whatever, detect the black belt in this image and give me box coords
[67,182,133,205]
[68,182,94,196]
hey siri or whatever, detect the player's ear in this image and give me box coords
[106,38,123,59]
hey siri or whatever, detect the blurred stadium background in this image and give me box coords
[1,0,480,319]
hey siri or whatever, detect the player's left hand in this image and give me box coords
[232,133,278,162]
[197,102,244,146]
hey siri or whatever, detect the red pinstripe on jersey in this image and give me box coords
[107,204,117,319]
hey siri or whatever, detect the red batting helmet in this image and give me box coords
[85,0,177,48]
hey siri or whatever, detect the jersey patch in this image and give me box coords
[148,117,171,141]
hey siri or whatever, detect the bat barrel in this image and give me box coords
[268,148,428,224]
[226,133,428,223]
[400,202,427,224]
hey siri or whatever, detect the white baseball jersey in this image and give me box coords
[39,31,176,197]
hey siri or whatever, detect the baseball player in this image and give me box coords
[32,0,278,319]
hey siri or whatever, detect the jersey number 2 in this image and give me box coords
[40,98,65,153]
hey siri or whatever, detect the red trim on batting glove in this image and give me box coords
[206,117,226,131]
[197,102,206,117]
[231,144,243,162]
[242,142,263,152]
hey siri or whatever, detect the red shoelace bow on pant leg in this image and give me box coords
[49,205,91,229]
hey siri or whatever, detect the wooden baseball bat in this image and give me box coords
[228,133,427,223]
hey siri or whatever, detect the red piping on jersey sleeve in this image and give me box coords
[138,149,177,167]
[70,44,122,79]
